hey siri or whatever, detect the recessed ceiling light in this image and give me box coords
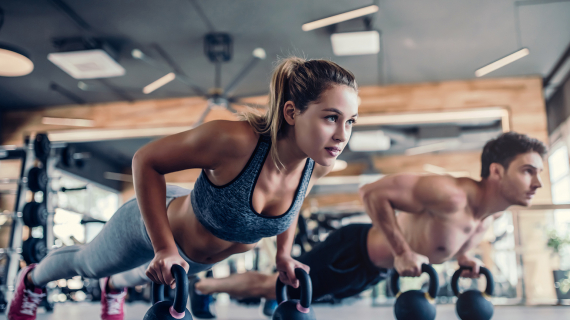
[355,107,510,132]
[42,117,94,127]
[0,44,34,77]
[143,72,176,94]
[349,130,391,152]
[405,140,460,156]
[302,5,379,31]
[331,30,380,56]
[475,48,529,77]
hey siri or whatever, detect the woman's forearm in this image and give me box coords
[132,153,177,253]
[276,215,297,258]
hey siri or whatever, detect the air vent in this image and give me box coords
[48,49,125,79]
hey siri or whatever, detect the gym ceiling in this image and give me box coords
[1,0,569,110]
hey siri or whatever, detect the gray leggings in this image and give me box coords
[31,186,214,288]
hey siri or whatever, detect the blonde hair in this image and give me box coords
[241,57,357,170]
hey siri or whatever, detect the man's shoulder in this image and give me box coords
[416,175,470,211]
[418,174,468,190]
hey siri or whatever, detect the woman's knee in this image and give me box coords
[110,263,151,288]
[70,247,109,279]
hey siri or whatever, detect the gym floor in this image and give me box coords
[34,300,570,320]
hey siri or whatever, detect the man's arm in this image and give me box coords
[359,174,466,276]
[454,212,503,277]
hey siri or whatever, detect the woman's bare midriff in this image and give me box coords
[166,194,257,264]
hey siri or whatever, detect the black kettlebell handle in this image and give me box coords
[275,268,312,309]
[390,263,439,299]
[451,266,494,297]
[151,264,188,314]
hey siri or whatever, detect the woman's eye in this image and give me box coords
[325,115,337,122]
[347,119,356,125]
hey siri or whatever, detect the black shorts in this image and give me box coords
[288,224,389,301]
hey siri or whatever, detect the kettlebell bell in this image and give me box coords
[451,266,494,320]
[390,263,439,320]
[143,264,193,320]
[272,268,315,320]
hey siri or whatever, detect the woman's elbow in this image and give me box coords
[132,148,150,173]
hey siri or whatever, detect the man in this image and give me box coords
[190,132,546,317]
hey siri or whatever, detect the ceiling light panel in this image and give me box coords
[475,48,529,77]
[331,31,380,56]
[302,5,379,31]
[348,130,391,152]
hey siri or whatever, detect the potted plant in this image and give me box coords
[547,230,570,303]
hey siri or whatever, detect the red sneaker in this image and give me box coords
[100,277,127,320]
[7,264,47,320]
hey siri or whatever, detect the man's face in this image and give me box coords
[498,152,544,206]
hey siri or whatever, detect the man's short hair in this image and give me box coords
[481,132,547,178]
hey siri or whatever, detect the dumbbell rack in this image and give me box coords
[0,133,55,312]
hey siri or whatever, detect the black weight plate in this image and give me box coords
[27,167,47,192]
[60,146,74,167]
[34,134,50,162]
[22,202,39,227]
[22,238,47,264]
[35,203,48,227]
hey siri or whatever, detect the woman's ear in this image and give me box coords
[283,101,296,125]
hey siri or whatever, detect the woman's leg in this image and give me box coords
[31,198,155,287]
[109,262,151,289]
[8,198,155,320]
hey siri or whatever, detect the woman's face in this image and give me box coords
[290,85,359,167]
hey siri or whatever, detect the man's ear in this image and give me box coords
[283,101,296,126]
[488,163,505,180]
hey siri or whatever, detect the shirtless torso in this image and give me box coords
[366,180,496,269]
[361,150,543,275]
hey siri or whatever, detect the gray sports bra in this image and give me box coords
[190,135,315,244]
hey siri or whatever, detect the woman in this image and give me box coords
[8,57,359,320]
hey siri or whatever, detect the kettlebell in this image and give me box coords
[272,268,316,320]
[451,266,494,320]
[390,263,439,320]
[143,264,193,320]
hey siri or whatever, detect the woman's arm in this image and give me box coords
[132,120,254,287]
[275,214,309,288]
[274,162,331,287]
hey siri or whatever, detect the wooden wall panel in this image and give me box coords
[1,97,258,145]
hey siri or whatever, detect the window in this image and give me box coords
[54,173,119,246]
[548,145,570,269]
